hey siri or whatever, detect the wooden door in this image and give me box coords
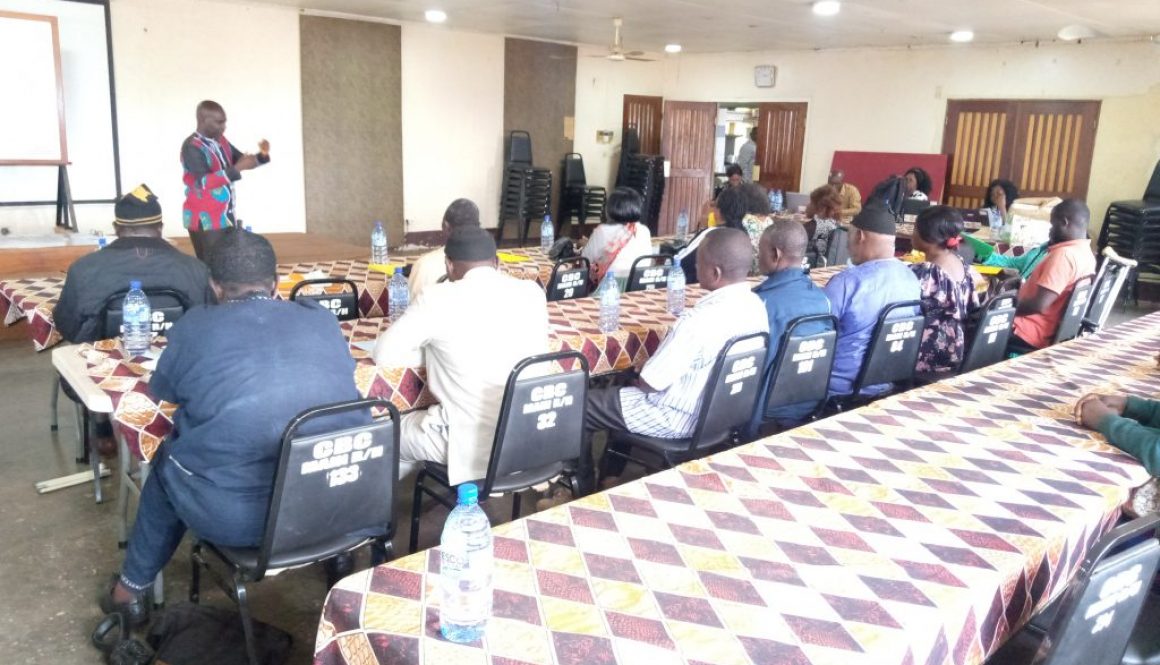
[623,95,663,155]
[942,99,1101,208]
[658,101,716,236]
[942,100,1018,209]
[1011,101,1101,200]
[754,102,808,193]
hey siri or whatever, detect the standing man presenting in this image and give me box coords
[181,100,270,260]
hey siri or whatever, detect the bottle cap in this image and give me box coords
[130,280,141,289]
[394,267,404,275]
[457,483,479,505]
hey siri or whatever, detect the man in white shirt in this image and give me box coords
[407,198,480,300]
[588,227,769,484]
[374,227,549,484]
[736,127,757,182]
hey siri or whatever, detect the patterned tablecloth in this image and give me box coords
[312,313,1160,665]
[69,266,845,462]
[0,276,64,351]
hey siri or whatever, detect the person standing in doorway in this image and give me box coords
[181,100,270,260]
[736,127,758,182]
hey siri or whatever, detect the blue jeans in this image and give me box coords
[120,449,268,590]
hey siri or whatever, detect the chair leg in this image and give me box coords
[235,578,260,665]
[117,435,130,547]
[49,377,59,432]
[83,408,103,504]
[511,492,522,521]
[370,539,392,566]
[73,403,86,463]
[409,470,427,554]
[189,543,202,603]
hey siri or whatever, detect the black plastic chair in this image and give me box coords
[821,226,849,268]
[625,254,673,292]
[1052,275,1095,345]
[289,278,360,321]
[507,130,533,166]
[959,294,1017,374]
[830,300,924,411]
[600,332,768,476]
[1081,247,1137,335]
[98,287,193,339]
[190,398,399,665]
[986,513,1160,665]
[753,315,838,435]
[546,257,590,302]
[409,351,589,553]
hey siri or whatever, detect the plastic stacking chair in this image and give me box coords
[959,294,1017,374]
[409,352,589,553]
[599,332,768,476]
[289,279,360,321]
[1081,247,1137,335]
[190,398,398,665]
[986,513,1160,665]
[752,315,837,436]
[546,257,590,302]
[1052,275,1094,345]
[625,254,673,292]
[828,301,924,412]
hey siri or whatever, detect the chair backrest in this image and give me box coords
[762,315,838,417]
[959,294,1017,374]
[851,301,925,396]
[688,332,769,451]
[1033,513,1160,665]
[259,398,399,577]
[99,287,193,340]
[1143,157,1160,201]
[626,254,673,292]
[822,226,849,268]
[289,279,360,321]
[1082,248,1137,333]
[507,130,532,165]
[1053,275,1095,345]
[483,352,589,494]
[546,257,591,302]
[563,153,588,188]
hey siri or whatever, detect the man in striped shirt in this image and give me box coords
[586,227,769,486]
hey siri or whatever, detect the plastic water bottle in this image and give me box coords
[540,215,554,252]
[666,263,686,315]
[598,272,620,333]
[439,483,493,644]
[388,267,409,322]
[676,208,689,241]
[772,189,784,212]
[121,280,152,356]
[371,221,389,264]
[987,207,1003,237]
[96,235,108,250]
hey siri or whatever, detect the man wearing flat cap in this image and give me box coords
[54,184,212,344]
[373,226,549,485]
[823,204,920,398]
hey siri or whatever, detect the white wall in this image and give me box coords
[659,40,1160,226]
[109,0,305,238]
[400,24,504,235]
[572,46,665,193]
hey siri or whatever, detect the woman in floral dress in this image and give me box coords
[910,206,979,376]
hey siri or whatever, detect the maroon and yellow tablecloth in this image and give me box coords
[312,313,1160,665]
[0,276,64,351]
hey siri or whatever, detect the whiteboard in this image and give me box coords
[0,11,67,164]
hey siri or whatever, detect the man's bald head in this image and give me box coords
[1049,198,1090,244]
[196,100,227,139]
[758,220,808,274]
[696,227,753,290]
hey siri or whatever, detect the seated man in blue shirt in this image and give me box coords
[824,205,921,398]
[101,229,364,625]
[750,220,832,434]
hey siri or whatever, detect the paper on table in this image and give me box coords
[496,252,531,263]
[351,340,377,353]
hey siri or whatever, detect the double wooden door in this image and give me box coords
[943,100,1101,208]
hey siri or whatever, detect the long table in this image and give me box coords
[54,267,846,462]
[311,312,1160,665]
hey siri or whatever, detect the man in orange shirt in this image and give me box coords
[1008,199,1096,352]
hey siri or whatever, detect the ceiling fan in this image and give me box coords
[590,18,655,62]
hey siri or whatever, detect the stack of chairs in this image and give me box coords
[620,154,665,234]
[498,131,553,245]
[1098,159,1160,304]
[558,153,606,237]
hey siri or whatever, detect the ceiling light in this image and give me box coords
[950,30,974,43]
[665,43,682,53]
[1057,24,1096,41]
[812,1,841,17]
[424,9,447,23]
